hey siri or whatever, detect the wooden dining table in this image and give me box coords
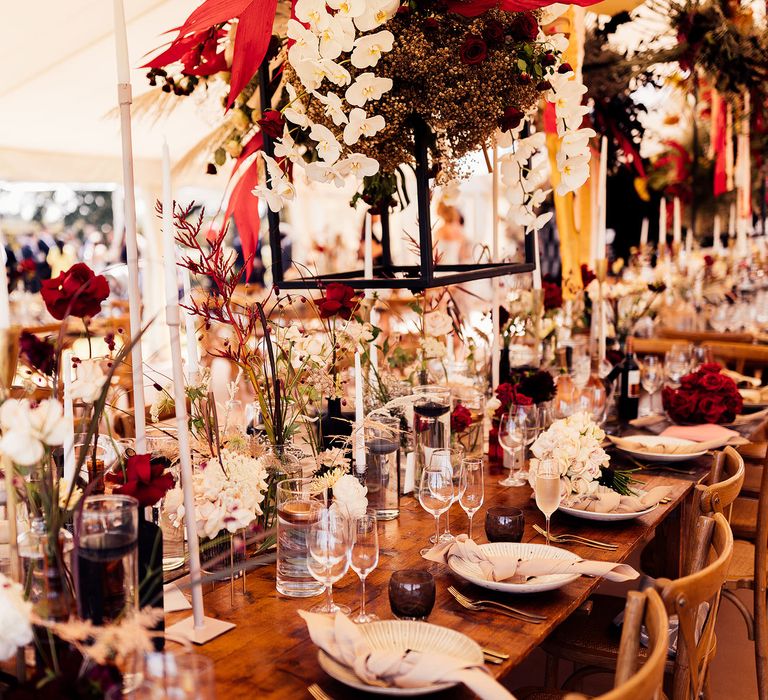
[165,451,714,699]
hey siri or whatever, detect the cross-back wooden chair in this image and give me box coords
[694,446,745,524]
[538,512,733,700]
[722,449,768,699]
[518,589,669,700]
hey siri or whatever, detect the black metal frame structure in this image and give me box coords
[257,64,536,291]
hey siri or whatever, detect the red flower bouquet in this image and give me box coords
[450,403,473,433]
[662,363,743,425]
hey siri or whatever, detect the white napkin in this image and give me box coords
[424,535,639,583]
[163,583,192,613]
[565,485,672,514]
[299,611,517,699]
[608,435,715,455]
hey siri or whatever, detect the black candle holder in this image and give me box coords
[257,64,535,292]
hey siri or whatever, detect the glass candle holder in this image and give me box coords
[365,415,401,520]
[276,478,325,598]
[76,494,139,625]
[412,385,451,498]
[484,506,525,543]
[388,569,436,620]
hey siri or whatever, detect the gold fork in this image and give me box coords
[532,524,618,550]
[448,586,546,623]
[307,683,334,700]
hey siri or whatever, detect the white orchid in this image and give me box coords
[345,72,392,106]
[309,123,343,163]
[251,153,296,212]
[293,58,327,92]
[71,359,108,404]
[286,19,319,54]
[318,15,356,59]
[343,108,385,145]
[328,0,366,18]
[321,59,352,87]
[283,83,311,126]
[335,153,379,180]
[273,127,304,163]
[350,30,394,69]
[294,0,331,31]
[313,90,348,126]
[305,161,346,188]
[556,153,590,195]
[526,211,554,233]
[354,0,399,31]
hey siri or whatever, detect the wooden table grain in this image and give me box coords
[166,459,710,699]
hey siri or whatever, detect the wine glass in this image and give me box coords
[664,344,691,387]
[459,457,484,540]
[640,355,664,414]
[418,464,453,556]
[428,447,464,542]
[307,506,351,615]
[534,459,562,547]
[350,511,379,623]
[690,345,714,371]
[497,411,524,487]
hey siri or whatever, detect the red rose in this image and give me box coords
[41,263,110,320]
[558,62,573,74]
[423,17,439,30]
[580,264,596,287]
[541,52,557,66]
[543,280,562,311]
[460,33,488,65]
[258,110,285,139]
[19,331,55,376]
[451,403,473,433]
[508,12,539,42]
[699,371,726,392]
[698,395,725,424]
[515,393,534,407]
[107,454,175,508]
[699,362,723,374]
[482,19,505,46]
[316,283,360,319]
[498,106,524,132]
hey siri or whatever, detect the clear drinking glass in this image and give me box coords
[640,355,664,413]
[412,385,451,497]
[350,511,379,623]
[459,457,484,540]
[534,460,562,547]
[276,478,325,598]
[418,464,453,556]
[428,447,464,542]
[364,414,401,520]
[121,650,215,699]
[307,506,351,614]
[664,344,692,387]
[76,494,139,625]
[498,404,537,486]
[452,386,485,458]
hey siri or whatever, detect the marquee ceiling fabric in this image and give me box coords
[1,0,217,184]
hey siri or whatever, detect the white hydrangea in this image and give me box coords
[0,573,33,661]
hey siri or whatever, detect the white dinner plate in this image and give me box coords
[447,542,580,593]
[317,619,483,696]
[612,435,708,463]
[558,488,658,522]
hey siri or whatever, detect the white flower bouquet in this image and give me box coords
[527,412,610,503]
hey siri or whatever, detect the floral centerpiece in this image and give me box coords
[662,363,743,425]
[528,412,637,501]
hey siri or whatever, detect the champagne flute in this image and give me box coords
[307,506,351,615]
[428,447,464,542]
[418,465,453,556]
[534,459,561,547]
[459,458,484,540]
[350,511,379,623]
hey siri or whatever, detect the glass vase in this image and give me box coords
[76,495,139,625]
[364,415,401,520]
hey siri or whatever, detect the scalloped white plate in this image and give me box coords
[317,620,483,696]
[447,542,580,593]
[558,488,658,521]
[613,435,707,463]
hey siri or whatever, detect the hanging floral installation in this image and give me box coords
[145,0,600,249]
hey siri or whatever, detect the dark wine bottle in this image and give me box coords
[618,338,641,421]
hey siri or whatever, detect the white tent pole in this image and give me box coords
[112,0,146,452]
